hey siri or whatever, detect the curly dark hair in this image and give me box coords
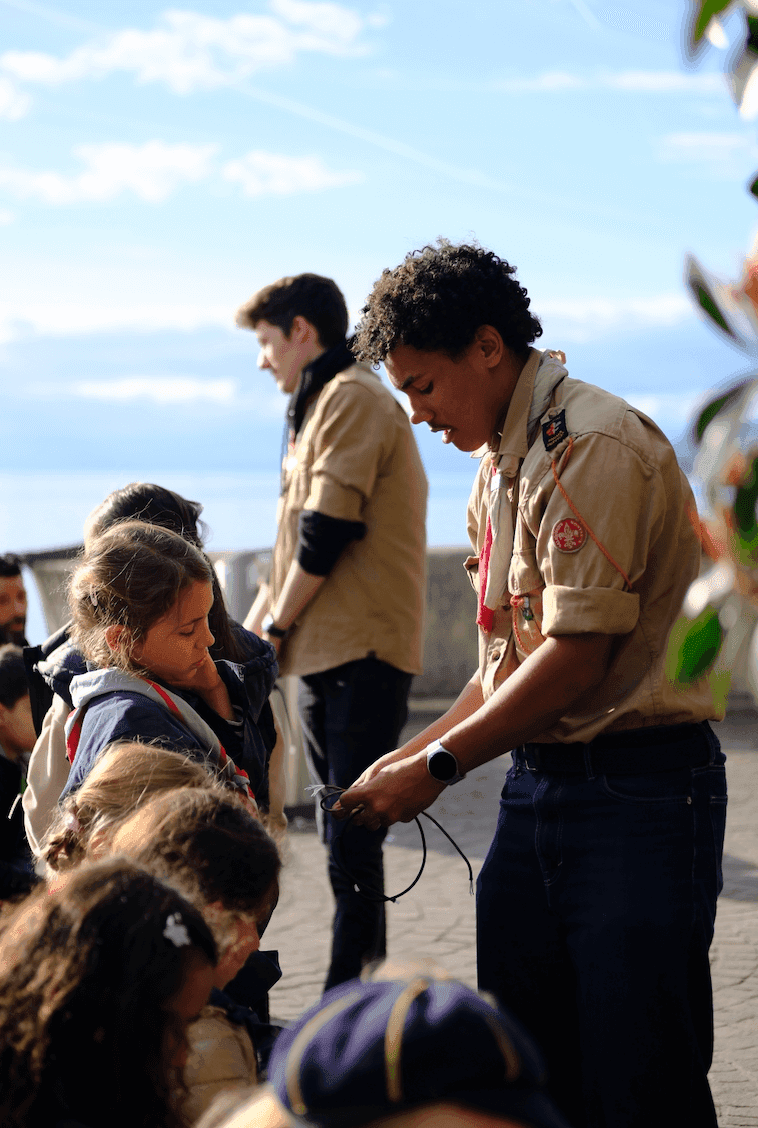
[353,240,542,362]
[0,857,216,1128]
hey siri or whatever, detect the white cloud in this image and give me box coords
[0,3,375,95]
[540,294,692,342]
[0,209,14,225]
[0,301,231,344]
[0,141,217,204]
[222,150,363,195]
[0,142,363,206]
[0,75,30,119]
[657,131,758,168]
[72,376,236,404]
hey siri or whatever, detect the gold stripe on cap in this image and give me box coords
[285,990,364,1117]
[384,977,430,1104]
[479,991,521,1083]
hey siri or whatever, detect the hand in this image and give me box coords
[262,631,282,655]
[334,749,446,830]
[172,654,234,720]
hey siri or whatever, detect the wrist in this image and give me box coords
[424,739,467,786]
[261,613,289,640]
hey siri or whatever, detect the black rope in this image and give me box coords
[317,786,474,903]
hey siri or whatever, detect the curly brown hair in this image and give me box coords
[69,520,213,674]
[0,858,216,1128]
[110,786,281,920]
[353,240,542,363]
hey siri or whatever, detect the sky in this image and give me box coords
[2,0,758,571]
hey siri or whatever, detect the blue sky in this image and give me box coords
[1,0,757,558]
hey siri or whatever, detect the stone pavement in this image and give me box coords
[263,712,758,1126]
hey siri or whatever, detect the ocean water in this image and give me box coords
[0,469,475,642]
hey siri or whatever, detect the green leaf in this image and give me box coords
[748,172,758,199]
[690,0,733,47]
[666,607,724,685]
[693,379,753,443]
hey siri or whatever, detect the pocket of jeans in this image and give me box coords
[601,766,693,803]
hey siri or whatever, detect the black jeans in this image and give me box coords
[298,656,413,990]
[477,721,726,1128]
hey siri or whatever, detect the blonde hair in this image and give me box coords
[42,742,226,871]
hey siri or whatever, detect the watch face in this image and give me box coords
[429,749,457,782]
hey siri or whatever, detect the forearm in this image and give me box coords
[378,671,485,766]
[270,561,326,630]
[441,633,615,771]
[244,582,271,634]
[338,632,615,826]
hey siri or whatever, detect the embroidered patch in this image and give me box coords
[542,409,568,452]
[552,517,587,553]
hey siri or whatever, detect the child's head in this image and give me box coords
[69,520,215,678]
[84,482,206,550]
[42,741,232,872]
[0,644,35,760]
[109,786,282,989]
[0,857,217,1128]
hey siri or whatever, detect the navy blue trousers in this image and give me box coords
[476,722,726,1128]
[298,656,413,991]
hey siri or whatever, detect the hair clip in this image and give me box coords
[163,912,191,948]
[64,811,81,833]
[89,588,98,608]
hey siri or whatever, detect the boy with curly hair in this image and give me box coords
[338,241,723,1128]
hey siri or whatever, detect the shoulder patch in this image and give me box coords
[542,409,568,451]
[552,517,586,553]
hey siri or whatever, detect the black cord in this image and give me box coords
[318,786,474,903]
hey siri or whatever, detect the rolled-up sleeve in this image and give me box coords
[304,383,391,521]
[527,427,666,637]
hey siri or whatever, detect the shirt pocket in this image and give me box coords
[463,554,480,595]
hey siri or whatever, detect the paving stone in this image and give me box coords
[266,726,758,1124]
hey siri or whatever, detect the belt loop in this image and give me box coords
[583,743,596,780]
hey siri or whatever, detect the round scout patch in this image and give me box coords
[552,517,587,553]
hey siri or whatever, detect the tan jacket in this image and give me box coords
[466,348,718,743]
[272,362,427,677]
[182,1004,258,1125]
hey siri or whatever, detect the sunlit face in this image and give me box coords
[0,575,27,643]
[130,580,214,686]
[255,318,314,396]
[163,951,216,1070]
[385,342,508,453]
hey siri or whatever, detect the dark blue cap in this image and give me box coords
[268,972,571,1128]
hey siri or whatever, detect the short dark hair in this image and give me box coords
[0,555,21,579]
[236,273,349,348]
[0,645,27,709]
[354,240,543,362]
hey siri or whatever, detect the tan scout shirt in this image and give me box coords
[272,361,427,678]
[466,348,719,743]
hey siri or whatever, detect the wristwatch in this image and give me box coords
[425,739,467,786]
[261,614,288,640]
